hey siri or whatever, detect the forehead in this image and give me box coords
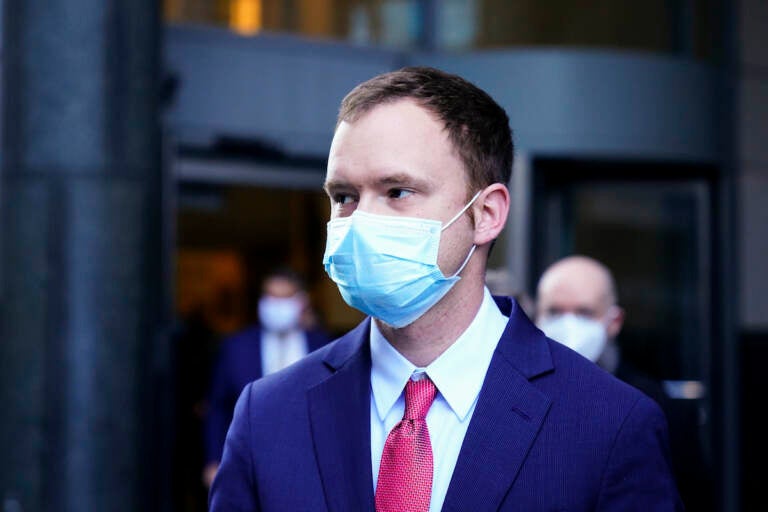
[327,99,467,187]
[538,268,609,309]
[263,277,300,297]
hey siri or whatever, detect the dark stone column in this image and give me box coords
[0,1,167,511]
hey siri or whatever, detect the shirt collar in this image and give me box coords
[370,288,509,422]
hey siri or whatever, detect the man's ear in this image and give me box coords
[473,183,510,246]
[606,306,625,339]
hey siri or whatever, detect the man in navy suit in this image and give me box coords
[536,255,707,510]
[203,269,330,488]
[210,67,682,511]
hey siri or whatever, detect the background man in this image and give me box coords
[536,254,708,510]
[534,255,666,400]
[210,67,681,511]
[202,268,330,487]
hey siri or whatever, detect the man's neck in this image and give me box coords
[598,341,620,373]
[376,277,485,367]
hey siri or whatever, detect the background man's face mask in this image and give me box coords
[322,192,480,328]
[538,313,610,362]
[259,295,303,333]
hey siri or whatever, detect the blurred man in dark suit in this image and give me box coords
[536,254,709,510]
[203,269,330,487]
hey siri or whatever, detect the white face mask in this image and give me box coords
[538,313,608,362]
[258,295,303,333]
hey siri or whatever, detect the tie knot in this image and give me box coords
[404,377,437,420]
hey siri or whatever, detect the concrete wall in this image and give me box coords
[164,27,404,156]
[411,50,718,162]
[165,26,719,164]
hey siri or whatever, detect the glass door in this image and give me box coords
[529,157,718,511]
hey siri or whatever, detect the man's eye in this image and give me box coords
[333,193,355,205]
[388,188,413,199]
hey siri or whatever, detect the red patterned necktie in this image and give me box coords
[375,376,438,512]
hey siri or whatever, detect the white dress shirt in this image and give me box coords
[370,287,509,512]
[261,329,309,376]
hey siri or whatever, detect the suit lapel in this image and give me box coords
[307,320,375,511]
[442,300,554,512]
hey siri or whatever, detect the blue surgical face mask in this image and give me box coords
[323,192,481,328]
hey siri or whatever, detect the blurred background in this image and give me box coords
[0,0,765,511]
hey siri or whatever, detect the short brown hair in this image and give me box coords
[337,66,513,193]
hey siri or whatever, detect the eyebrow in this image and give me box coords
[323,178,351,195]
[376,172,432,189]
[324,172,433,194]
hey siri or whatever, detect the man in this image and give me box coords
[536,255,707,510]
[210,67,682,511]
[202,269,330,487]
[535,255,665,401]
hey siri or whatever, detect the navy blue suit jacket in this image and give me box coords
[210,298,682,511]
[204,326,331,465]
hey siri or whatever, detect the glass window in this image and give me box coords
[163,0,720,60]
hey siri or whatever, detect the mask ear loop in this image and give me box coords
[441,190,483,231]
[449,244,476,278]
[442,190,483,278]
